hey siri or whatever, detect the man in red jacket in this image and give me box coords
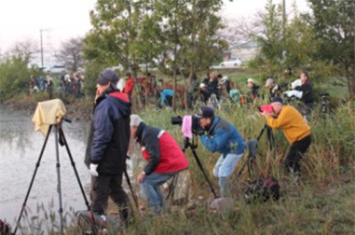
[130,114,189,213]
[123,72,134,100]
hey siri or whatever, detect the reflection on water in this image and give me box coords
[0,107,92,227]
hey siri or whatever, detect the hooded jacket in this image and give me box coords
[85,88,131,175]
[136,122,189,175]
[200,116,245,156]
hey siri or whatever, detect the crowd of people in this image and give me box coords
[84,68,313,227]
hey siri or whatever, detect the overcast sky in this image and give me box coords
[0,0,309,66]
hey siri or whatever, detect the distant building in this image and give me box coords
[229,41,260,61]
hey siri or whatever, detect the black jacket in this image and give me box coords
[297,81,314,104]
[136,122,162,175]
[85,89,131,175]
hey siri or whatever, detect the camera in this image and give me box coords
[171,115,204,135]
[257,105,274,113]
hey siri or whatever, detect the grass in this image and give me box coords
[5,72,355,234]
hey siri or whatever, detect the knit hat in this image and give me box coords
[130,114,143,127]
[270,97,283,104]
[196,106,215,118]
[97,69,119,86]
[265,78,274,87]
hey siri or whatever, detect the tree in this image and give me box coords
[308,0,355,98]
[56,37,83,72]
[152,0,225,110]
[83,0,161,108]
[255,0,284,76]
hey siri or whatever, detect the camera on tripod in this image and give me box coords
[319,93,329,101]
[171,115,204,135]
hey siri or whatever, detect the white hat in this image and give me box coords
[265,78,274,87]
[247,78,256,84]
[199,83,206,88]
[130,114,143,127]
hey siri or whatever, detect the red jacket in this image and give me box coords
[137,123,189,174]
[123,77,134,95]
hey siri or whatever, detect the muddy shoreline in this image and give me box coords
[1,98,94,122]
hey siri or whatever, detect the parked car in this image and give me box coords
[219,58,242,67]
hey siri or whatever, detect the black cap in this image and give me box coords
[271,97,283,104]
[97,69,119,86]
[196,106,215,118]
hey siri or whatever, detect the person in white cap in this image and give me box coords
[246,78,259,102]
[265,78,280,100]
[130,114,189,213]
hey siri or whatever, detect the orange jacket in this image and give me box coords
[266,105,310,143]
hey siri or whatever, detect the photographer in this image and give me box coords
[296,71,314,111]
[130,115,189,213]
[197,107,246,197]
[85,69,131,221]
[265,78,281,99]
[260,97,311,181]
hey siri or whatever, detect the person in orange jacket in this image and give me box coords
[260,97,311,180]
[123,72,134,100]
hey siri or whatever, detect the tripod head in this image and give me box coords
[182,135,199,152]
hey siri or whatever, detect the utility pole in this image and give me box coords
[40,29,44,68]
[282,0,287,62]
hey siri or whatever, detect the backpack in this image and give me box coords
[243,177,280,203]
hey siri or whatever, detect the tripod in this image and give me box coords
[236,124,274,179]
[182,136,218,198]
[13,121,92,235]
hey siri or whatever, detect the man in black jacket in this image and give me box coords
[297,71,314,111]
[85,69,131,221]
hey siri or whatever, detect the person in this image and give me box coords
[229,87,242,107]
[197,107,246,197]
[260,97,311,181]
[123,72,134,100]
[187,73,199,109]
[222,76,231,94]
[160,89,174,107]
[284,67,293,81]
[246,78,259,102]
[46,75,53,99]
[265,78,280,99]
[85,69,131,222]
[296,71,314,111]
[130,114,189,213]
[206,72,219,99]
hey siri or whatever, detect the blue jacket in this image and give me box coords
[200,116,245,156]
[88,89,131,174]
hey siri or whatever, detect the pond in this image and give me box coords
[0,107,93,227]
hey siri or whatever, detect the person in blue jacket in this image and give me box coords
[197,106,245,197]
[160,89,174,107]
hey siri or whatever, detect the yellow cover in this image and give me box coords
[32,99,67,135]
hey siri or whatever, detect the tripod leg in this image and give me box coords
[124,169,139,209]
[54,125,64,235]
[190,147,218,198]
[59,128,91,211]
[13,125,53,235]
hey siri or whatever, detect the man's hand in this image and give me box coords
[137,171,146,184]
[90,164,99,177]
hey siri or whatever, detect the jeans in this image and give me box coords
[213,153,243,197]
[140,172,177,213]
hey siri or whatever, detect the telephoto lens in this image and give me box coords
[171,116,182,125]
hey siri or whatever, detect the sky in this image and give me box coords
[0,0,309,67]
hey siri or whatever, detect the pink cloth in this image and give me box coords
[181,115,193,139]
